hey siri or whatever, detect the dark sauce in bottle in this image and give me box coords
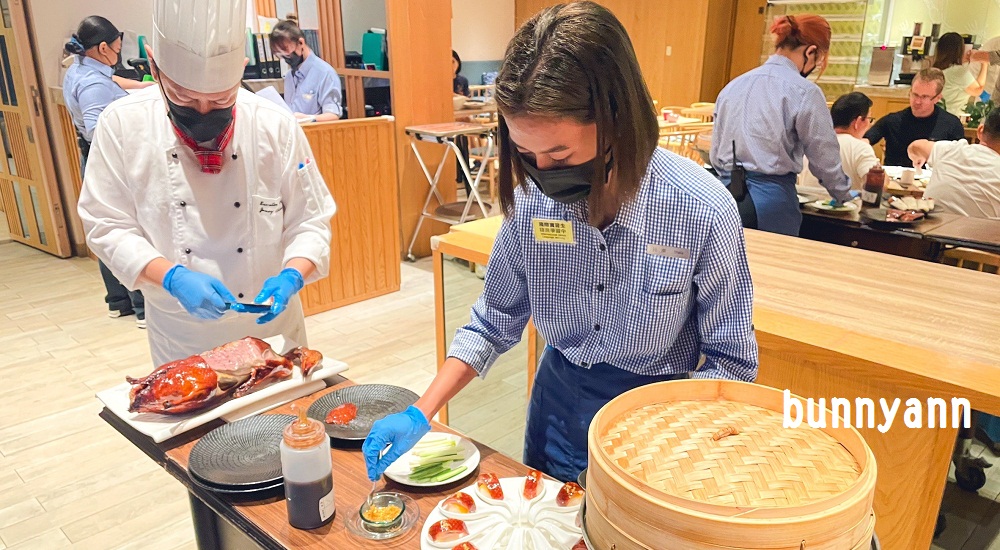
[285,474,335,529]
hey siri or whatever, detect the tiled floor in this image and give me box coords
[1,238,998,549]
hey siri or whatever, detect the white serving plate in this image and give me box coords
[421,476,583,550]
[384,432,480,487]
[96,336,348,443]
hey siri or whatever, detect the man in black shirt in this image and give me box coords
[864,68,965,166]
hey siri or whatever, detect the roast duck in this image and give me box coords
[126,337,322,414]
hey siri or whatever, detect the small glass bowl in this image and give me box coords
[359,492,406,534]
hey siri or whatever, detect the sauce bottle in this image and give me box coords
[861,164,885,209]
[280,405,335,529]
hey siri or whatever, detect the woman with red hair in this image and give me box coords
[711,14,856,236]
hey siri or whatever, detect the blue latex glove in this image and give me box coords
[162,265,236,320]
[254,268,304,324]
[849,190,861,200]
[362,405,431,481]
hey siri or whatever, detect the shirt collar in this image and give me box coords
[79,56,115,77]
[766,54,800,74]
[291,52,318,79]
[562,184,646,237]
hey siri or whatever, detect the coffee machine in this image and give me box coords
[895,23,939,85]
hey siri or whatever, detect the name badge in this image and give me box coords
[646,243,690,259]
[532,219,575,244]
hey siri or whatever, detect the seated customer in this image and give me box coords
[269,20,342,121]
[907,108,1000,219]
[865,68,965,166]
[799,92,879,197]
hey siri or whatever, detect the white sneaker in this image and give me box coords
[136,318,147,329]
[108,310,123,319]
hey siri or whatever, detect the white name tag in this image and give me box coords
[646,243,690,259]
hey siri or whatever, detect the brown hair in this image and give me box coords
[493,1,658,225]
[269,19,306,49]
[915,67,946,95]
[933,32,965,70]
[770,14,832,73]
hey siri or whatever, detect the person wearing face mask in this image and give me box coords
[711,14,854,236]
[77,0,336,367]
[269,20,342,122]
[362,1,757,485]
[63,16,154,328]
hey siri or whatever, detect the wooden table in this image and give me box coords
[453,104,497,120]
[433,218,1000,550]
[924,216,1000,254]
[101,378,529,549]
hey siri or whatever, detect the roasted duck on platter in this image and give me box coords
[126,337,322,414]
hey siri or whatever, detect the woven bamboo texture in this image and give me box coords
[601,400,861,507]
[586,380,877,550]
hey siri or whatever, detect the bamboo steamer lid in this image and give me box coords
[586,380,877,549]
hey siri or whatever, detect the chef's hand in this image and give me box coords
[162,265,236,320]
[362,406,431,481]
[254,268,304,324]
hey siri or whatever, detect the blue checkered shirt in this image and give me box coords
[448,148,759,381]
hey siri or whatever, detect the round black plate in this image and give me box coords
[189,472,284,495]
[188,414,295,487]
[307,385,419,441]
[862,208,923,227]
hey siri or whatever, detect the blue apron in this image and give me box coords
[720,172,800,236]
[523,346,689,483]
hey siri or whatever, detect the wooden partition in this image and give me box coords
[515,0,733,106]
[300,116,401,314]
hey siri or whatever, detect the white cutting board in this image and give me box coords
[96,336,348,443]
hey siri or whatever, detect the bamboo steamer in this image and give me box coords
[586,380,876,550]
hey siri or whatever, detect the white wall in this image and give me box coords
[340,0,387,54]
[452,0,514,61]
[29,0,154,92]
[887,0,1000,45]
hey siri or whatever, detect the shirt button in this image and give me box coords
[596,284,605,292]
[179,201,186,207]
[237,247,243,253]
[171,153,178,159]
[594,324,601,331]
[598,244,607,251]
[232,153,238,160]
[238,293,244,299]
[184,248,191,254]
[234,202,241,208]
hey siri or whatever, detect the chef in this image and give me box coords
[78,0,336,366]
[363,1,757,484]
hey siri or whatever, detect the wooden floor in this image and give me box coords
[1,237,997,549]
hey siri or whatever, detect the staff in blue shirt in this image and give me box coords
[269,20,342,121]
[711,14,855,236]
[363,2,758,484]
[63,16,152,327]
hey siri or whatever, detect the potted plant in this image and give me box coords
[965,99,995,128]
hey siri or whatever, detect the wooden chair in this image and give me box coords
[658,128,705,164]
[469,84,495,98]
[682,106,714,122]
[942,247,1000,274]
[690,102,714,108]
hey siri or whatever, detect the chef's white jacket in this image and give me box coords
[78,87,336,366]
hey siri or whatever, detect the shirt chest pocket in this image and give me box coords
[641,254,694,296]
[252,194,284,245]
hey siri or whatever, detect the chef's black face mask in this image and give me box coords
[519,154,611,204]
[158,82,233,143]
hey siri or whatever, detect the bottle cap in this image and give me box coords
[283,403,326,449]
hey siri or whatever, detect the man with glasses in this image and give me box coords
[864,68,964,166]
[800,92,880,196]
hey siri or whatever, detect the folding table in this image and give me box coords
[404,122,495,261]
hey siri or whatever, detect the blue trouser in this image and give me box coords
[980,412,1000,442]
[82,148,144,319]
[720,172,800,236]
[523,346,688,483]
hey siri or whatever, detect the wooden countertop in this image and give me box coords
[435,219,1000,410]
[164,379,530,549]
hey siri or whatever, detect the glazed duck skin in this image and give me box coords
[125,338,324,414]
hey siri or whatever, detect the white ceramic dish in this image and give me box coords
[384,432,480,488]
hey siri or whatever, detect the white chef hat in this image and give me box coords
[152,0,247,93]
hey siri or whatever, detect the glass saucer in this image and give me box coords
[345,493,419,541]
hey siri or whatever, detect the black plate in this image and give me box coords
[189,472,284,495]
[188,414,295,487]
[862,208,924,227]
[307,384,419,441]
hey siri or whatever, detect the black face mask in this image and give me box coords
[283,52,304,70]
[519,155,610,204]
[166,98,234,143]
[800,46,817,79]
